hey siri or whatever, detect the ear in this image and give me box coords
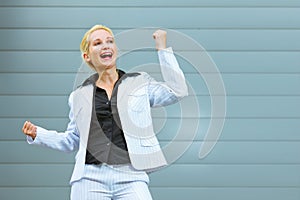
[83,52,91,63]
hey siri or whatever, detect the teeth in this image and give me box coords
[100,53,112,58]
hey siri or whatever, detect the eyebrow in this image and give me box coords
[92,36,114,42]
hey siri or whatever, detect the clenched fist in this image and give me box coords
[22,121,37,140]
[153,30,167,51]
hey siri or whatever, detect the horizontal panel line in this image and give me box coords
[1,163,300,165]
[1,5,300,8]
[161,140,300,142]
[1,50,300,53]
[1,94,300,97]
[0,186,70,188]
[0,186,298,189]
[0,94,68,97]
[1,117,299,119]
[0,116,68,119]
[0,186,299,189]
[2,27,300,30]
[1,163,300,166]
[1,117,300,120]
[0,162,74,165]
[3,140,300,142]
[1,117,300,121]
[149,186,300,188]
[1,72,300,75]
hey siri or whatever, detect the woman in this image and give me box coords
[22,25,188,200]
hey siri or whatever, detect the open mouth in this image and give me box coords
[100,52,113,59]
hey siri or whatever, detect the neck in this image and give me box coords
[96,67,118,87]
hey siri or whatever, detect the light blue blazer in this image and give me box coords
[28,47,188,184]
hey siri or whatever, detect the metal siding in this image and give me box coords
[0,1,299,200]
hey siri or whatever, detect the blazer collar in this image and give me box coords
[80,69,140,87]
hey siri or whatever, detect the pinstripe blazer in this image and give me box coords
[27,47,188,184]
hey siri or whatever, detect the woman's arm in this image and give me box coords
[22,93,80,153]
[148,30,188,107]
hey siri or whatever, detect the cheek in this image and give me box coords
[91,45,101,52]
[113,46,118,56]
[89,48,100,58]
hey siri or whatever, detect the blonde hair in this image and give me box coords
[80,24,114,56]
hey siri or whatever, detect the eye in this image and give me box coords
[108,39,114,44]
[94,41,102,46]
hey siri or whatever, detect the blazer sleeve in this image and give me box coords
[27,92,80,153]
[148,47,188,107]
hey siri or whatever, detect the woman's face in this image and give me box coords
[84,29,118,71]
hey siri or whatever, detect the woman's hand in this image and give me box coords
[22,121,37,140]
[153,30,167,51]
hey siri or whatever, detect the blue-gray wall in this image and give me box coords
[1,1,300,199]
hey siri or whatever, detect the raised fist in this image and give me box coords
[22,121,37,140]
[153,30,167,51]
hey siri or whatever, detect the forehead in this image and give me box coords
[89,29,113,41]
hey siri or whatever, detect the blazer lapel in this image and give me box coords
[73,84,94,146]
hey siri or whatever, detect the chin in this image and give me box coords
[104,60,117,68]
[103,63,117,70]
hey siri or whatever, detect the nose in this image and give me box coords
[102,44,109,50]
[102,41,112,50]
